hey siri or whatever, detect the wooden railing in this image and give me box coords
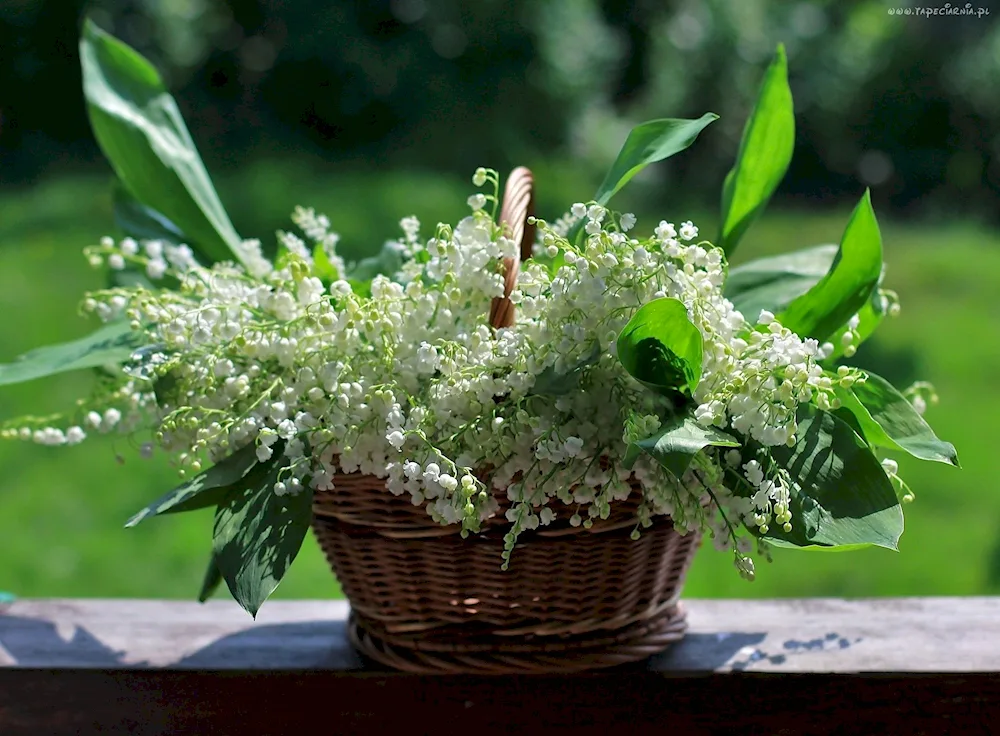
[1,598,997,734]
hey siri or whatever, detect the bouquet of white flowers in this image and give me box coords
[0,22,958,672]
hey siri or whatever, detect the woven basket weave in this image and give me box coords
[311,168,702,674]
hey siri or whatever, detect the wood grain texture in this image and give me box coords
[3,597,999,672]
[2,598,999,734]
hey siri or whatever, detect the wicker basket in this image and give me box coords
[311,168,702,674]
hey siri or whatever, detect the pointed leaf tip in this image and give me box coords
[212,458,313,618]
[124,509,150,528]
[718,43,794,256]
[778,191,882,342]
[80,21,243,266]
[837,371,959,467]
[593,113,718,206]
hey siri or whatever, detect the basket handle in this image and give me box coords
[489,166,535,329]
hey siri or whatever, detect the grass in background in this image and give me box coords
[1,164,997,601]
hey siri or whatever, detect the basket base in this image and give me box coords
[347,603,689,675]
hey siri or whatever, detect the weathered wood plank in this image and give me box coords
[0,599,362,669]
[1,598,998,735]
[2,597,998,672]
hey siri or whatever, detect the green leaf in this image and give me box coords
[594,113,719,206]
[724,244,837,320]
[81,20,243,266]
[124,443,260,527]
[213,459,314,618]
[778,190,883,342]
[0,321,145,387]
[767,541,876,554]
[616,298,703,395]
[198,554,224,603]
[827,272,888,361]
[108,188,186,291]
[347,279,373,298]
[837,372,959,467]
[312,243,341,284]
[113,181,186,244]
[627,416,739,476]
[530,343,602,396]
[760,408,903,550]
[562,115,717,245]
[718,44,795,256]
[152,368,180,406]
[833,385,901,458]
[345,241,408,294]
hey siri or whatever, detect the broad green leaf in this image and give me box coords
[617,298,703,395]
[530,343,602,396]
[832,384,906,460]
[213,458,314,617]
[781,542,876,553]
[347,280,373,298]
[152,368,180,407]
[109,184,186,290]
[594,113,719,206]
[113,181,186,244]
[840,371,959,466]
[718,44,795,256]
[760,407,903,550]
[724,244,838,320]
[626,415,739,477]
[81,20,244,266]
[827,272,888,361]
[107,199,183,293]
[0,321,145,387]
[198,555,224,603]
[125,443,260,527]
[346,241,408,294]
[778,190,883,342]
[563,115,719,246]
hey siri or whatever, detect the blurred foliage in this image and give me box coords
[534,0,1000,218]
[2,0,999,220]
[0,0,553,183]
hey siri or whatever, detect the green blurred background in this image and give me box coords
[1,0,998,600]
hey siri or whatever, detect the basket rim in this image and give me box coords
[311,467,677,540]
